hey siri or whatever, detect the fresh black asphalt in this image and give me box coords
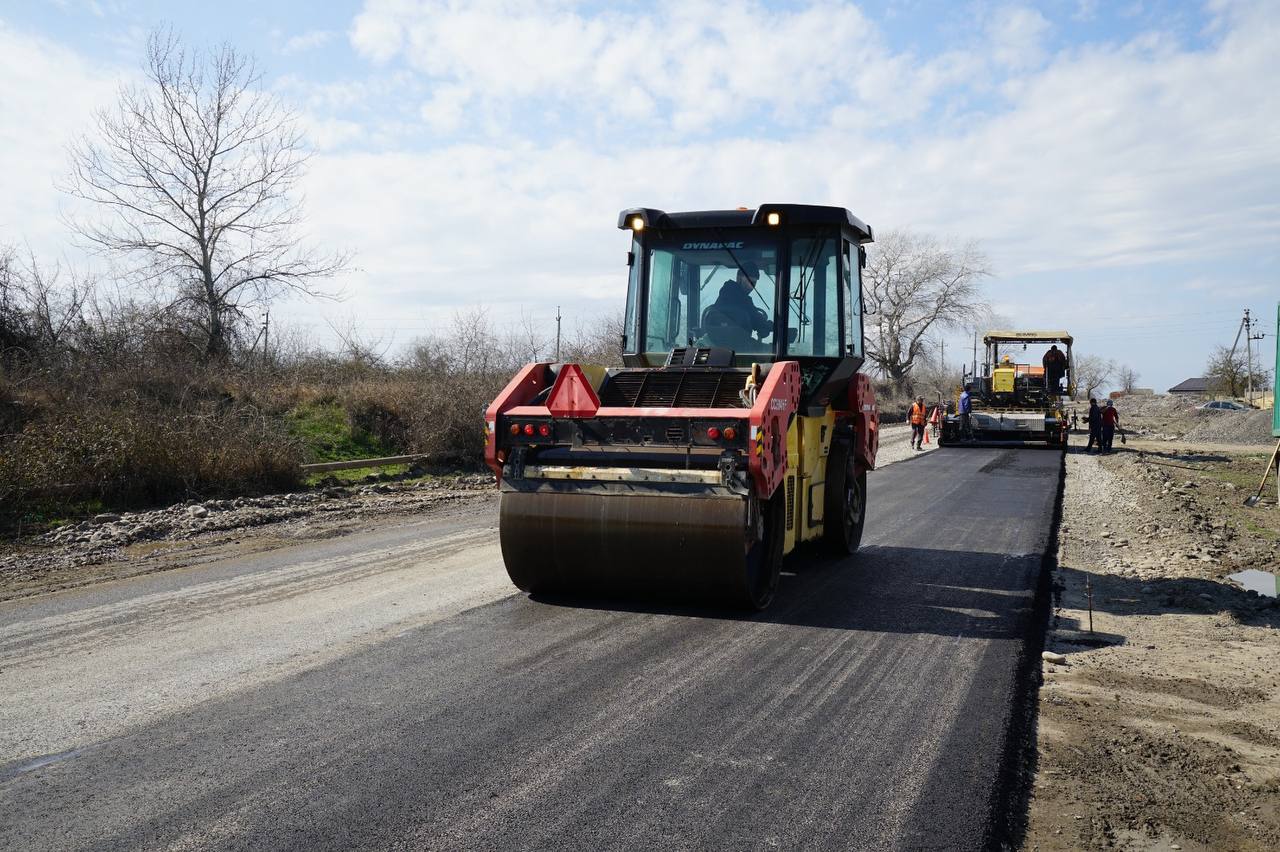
[1,447,1061,851]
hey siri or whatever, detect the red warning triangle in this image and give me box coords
[546,364,601,418]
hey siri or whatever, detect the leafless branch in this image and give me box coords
[61,27,349,359]
[862,229,991,393]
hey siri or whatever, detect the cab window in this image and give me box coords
[786,234,840,358]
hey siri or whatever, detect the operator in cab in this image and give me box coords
[708,261,773,341]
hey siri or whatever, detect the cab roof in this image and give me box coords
[984,330,1073,345]
[617,204,874,243]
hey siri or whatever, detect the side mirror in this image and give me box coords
[787,329,799,344]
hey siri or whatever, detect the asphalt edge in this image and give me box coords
[875,445,940,469]
[986,446,1066,851]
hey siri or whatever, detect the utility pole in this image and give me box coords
[1231,308,1268,405]
[555,306,562,362]
[1246,311,1267,407]
[1228,309,1252,400]
[262,308,270,368]
[972,331,978,384]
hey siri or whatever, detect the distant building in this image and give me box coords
[1168,377,1210,397]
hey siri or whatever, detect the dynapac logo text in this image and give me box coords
[682,241,745,250]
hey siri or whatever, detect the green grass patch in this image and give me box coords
[2,497,106,536]
[1200,467,1265,490]
[1243,518,1280,541]
[304,463,412,486]
[286,401,396,464]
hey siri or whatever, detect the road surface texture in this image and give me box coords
[2,447,1060,851]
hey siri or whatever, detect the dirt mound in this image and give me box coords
[1181,407,1275,446]
[1111,394,1275,446]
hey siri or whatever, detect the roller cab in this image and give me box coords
[485,205,879,610]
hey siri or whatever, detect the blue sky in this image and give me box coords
[1,0,1277,394]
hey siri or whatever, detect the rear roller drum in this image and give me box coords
[498,488,784,610]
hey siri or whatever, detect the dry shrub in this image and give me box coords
[0,397,300,523]
[339,379,415,453]
[400,370,506,465]
[0,374,30,436]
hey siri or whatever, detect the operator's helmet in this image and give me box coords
[739,260,760,284]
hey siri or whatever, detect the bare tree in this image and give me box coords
[0,246,94,369]
[503,310,551,366]
[905,351,963,406]
[1206,345,1269,398]
[560,311,625,365]
[64,29,347,359]
[862,230,991,393]
[1117,364,1140,394]
[1074,354,1115,400]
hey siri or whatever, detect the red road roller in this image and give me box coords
[484,204,880,609]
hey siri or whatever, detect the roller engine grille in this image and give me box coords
[600,369,748,408]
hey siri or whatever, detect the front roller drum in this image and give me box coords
[499,490,784,610]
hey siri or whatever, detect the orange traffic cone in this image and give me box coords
[923,426,930,445]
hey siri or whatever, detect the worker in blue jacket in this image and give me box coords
[958,385,973,440]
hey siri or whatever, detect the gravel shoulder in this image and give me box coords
[1024,441,1280,851]
[1,431,934,603]
[0,474,495,602]
[875,421,939,466]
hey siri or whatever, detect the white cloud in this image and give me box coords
[419,83,470,133]
[0,22,121,254]
[281,30,334,55]
[289,0,1280,348]
[987,6,1052,70]
[299,116,364,150]
[346,0,961,134]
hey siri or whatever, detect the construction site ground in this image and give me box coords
[7,428,1054,852]
[1026,404,1280,850]
[5,401,1279,850]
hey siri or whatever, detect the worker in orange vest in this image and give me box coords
[909,395,927,450]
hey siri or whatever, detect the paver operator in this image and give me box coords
[1042,344,1067,393]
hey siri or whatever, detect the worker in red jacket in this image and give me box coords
[1101,400,1120,453]
[909,396,927,450]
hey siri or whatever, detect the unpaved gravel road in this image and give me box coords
[1026,444,1280,851]
[2,443,1043,852]
[1,500,503,761]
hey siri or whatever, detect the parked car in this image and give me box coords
[1197,400,1248,411]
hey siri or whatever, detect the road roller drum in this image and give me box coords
[500,487,785,609]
